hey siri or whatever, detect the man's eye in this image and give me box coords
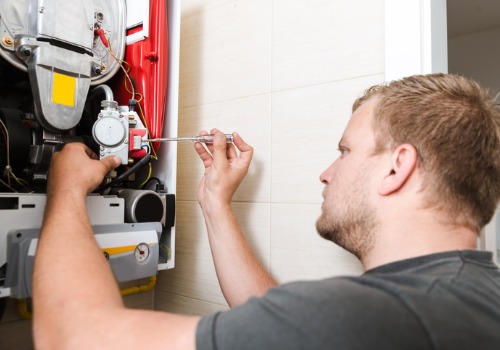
[338,148,348,158]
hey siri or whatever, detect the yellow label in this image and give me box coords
[101,243,153,256]
[102,245,137,256]
[52,72,76,107]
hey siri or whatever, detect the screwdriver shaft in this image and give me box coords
[144,134,233,143]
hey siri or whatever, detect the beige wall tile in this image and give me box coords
[273,0,385,91]
[181,0,232,14]
[156,201,270,305]
[0,299,33,349]
[271,74,384,204]
[157,201,225,304]
[155,291,228,316]
[177,94,271,202]
[270,203,363,283]
[179,0,272,108]
[122,290,154,310]
[1,298,25,323]
[0,319,33,350]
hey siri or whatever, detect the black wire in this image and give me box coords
[95,154,152,193]
[143,176,162,188]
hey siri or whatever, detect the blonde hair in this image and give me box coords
[354,74,500,232]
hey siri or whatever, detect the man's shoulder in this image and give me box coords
[264,275,411,316]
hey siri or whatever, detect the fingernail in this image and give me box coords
[214,133,225,140]
[114,156,122,166]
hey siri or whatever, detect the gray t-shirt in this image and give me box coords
[196,250,500,349]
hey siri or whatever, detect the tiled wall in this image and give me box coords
[0,291,154,349]
[155,0,385,315]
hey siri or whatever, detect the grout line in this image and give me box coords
[269,0,274,275]
[154,290,230,309]
[176,199,323,206]
[179,72,385,110]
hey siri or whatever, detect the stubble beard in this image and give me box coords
[316,182,377,261]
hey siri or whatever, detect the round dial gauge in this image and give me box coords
[92,116,126,147]
[134,243,150,263]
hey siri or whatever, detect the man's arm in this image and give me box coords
[32,143,198,350]
[194,130,277,308]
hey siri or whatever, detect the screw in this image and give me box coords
[19,45,32,57]
[95,12,104,22]
[92,64,102,75]
[2,36,13,47]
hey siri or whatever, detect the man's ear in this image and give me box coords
[378,144,418,196]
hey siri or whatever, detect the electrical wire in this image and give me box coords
[138,162,153,189]
[136,97,158,160]
[0,118,11,187]
[0,178,14,191]
[0,118,29,191]
[106,36,135,99]
[95,154,152,193]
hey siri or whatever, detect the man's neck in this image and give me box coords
[361,220,478,271]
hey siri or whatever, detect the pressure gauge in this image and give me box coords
[134,243,150,263]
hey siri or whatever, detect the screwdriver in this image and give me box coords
[143,134,234,143]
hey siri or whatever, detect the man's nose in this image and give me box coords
[319,164,334,185]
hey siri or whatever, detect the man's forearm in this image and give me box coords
[202,202,277,307]
[33,191,124,346]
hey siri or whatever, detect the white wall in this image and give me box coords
[155,0,385,315]
[448,27,500,95]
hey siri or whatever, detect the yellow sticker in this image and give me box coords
[52,72,76,107]
[101,243,153,256]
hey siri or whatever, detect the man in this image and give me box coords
[33,74,500,349]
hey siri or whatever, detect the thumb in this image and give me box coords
[101,155,122,173]
[211,132,228,164]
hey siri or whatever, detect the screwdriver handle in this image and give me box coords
[197,134,234,143]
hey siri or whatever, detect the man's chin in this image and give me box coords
[315,216,338,242]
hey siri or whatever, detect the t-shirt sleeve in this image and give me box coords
[196,294,326,350]
[195,279,430,350]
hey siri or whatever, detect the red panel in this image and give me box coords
[112,0,169,153]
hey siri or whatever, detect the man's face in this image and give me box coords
[316,98,381,260]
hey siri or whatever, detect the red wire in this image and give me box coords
[95,29,109,48]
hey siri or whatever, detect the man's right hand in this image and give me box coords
[47,142,121,199]
[194,128,253,210]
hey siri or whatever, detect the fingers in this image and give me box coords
[194,141,214,170]
[226,132,238,161]
[81,144,99,160]
[233,132,253,163]
[194,129,252,165]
